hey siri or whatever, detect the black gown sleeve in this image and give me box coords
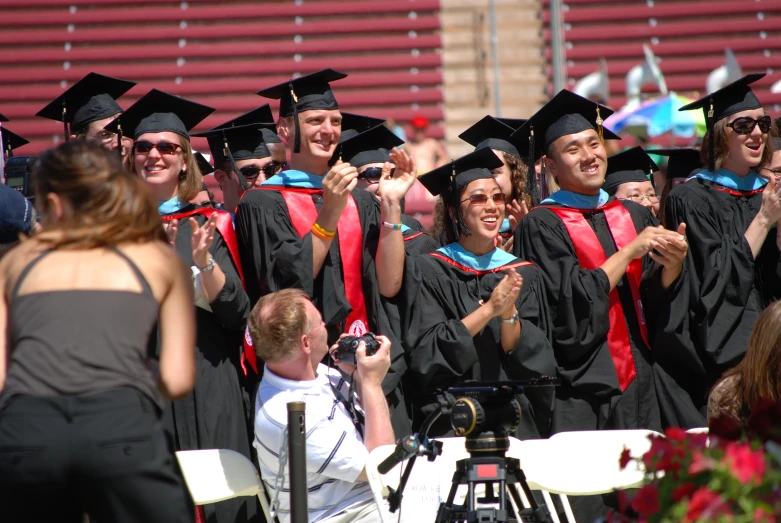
[664,186,757,366]
[235,191,314,306]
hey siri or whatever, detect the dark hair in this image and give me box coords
[715,301,781,420]
[34,140,166,249]
[503,151,532,209]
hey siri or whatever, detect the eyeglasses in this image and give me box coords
[727,116,772,135]
[621,194,660,204]
[357,166,395,182]
[133,141,182,155]
[460,193,507,206]
[89,130,117,144]
[238,162,286,181]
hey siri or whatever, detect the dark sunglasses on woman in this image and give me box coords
[727,115,772,135]
[133,141,182,155]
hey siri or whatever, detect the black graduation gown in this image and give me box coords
[161,207,259,523]
[399,251,558,439]
[514,200,679,433]
[662,178,781,413]
[235,186,412,437]
[401,214,440,257]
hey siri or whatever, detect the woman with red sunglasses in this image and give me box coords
[396,148,557,439]
[660,74,781,419]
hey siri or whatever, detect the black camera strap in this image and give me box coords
[328,371,365,439]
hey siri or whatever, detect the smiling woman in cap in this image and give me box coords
[395,147,556,439]
[105,90,259,523]
[662,74,781,419]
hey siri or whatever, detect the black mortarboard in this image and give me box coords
[194,152,214,175]
[458,115,523,158]
[193,121,279,191]
[339,112,386,143]
[511,90,620,206]
[603,147,659,194]
[647,148,703,181]
[36,73,136,140]
[337,124,403,169]
[0,113,8,122]
[419,147,503,240]
[0,127,29,158]
[103,89,214,141]
[209,104,276,130]
[496,117,527,130]
[679,74,764,172]
[257,69,347,153]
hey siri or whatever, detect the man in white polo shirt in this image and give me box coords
[249,288,396,523]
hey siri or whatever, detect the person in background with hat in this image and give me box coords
[237,69,417,437]
[663,74,781,418]
[36,72,136,165]
[651,148,704,225]
[105,89,258,523]
[405,114,448,175]
[602,146,661,217]
[0,184,37,259]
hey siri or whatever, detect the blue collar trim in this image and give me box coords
[436,242,517,271]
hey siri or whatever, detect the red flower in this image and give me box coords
[754,508,777,523]
[619,447,632,470]
[709,413,743,441]
[724,442,765,485]
[643,434,683,473]
[665,426,687,441]
[684,487,722,522]
[671,483,698,502]
[688,450,715,476]
[631,484,660,517]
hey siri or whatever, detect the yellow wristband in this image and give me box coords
[311,222,336,239]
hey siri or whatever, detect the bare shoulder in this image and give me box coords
[118,241,189,298]
[0,239,48,294]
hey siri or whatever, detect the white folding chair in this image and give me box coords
[176,449,276,523]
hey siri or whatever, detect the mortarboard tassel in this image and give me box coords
[290,81,301,154]
[63,105,70,143]
[224,132,251,192]
[527,125,540,207]
[117,123,123,160]
[707,98,715,173]
[595,105,604,145]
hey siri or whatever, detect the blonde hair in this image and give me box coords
[249,289,313,364]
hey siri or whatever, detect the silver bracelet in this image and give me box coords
[500,312,519,324]
[198,255,215,273]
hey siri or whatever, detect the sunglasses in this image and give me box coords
[727,115,772,135]
[133,141,182,155]
[238,162,286,181]
[461,193,507,206]
[358,166,395,181]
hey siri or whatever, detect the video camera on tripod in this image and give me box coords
[377,378,559,523]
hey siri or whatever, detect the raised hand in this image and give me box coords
[189,214,217,268]
[321,160,359,217]
[486,270,524,318]
[627,225,687,260]
[649,222,688,270]
[378,147,417,204]
[759,176,781,225]
[164,219,178,248]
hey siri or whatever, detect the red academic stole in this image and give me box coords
[258,186,370,336]
[541,200,649,392]
[711,186,764,197]
[162,207,258,375]
[404,231,426,242]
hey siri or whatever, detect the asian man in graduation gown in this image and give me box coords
[235,69,417,437]
[510,90,690,434]
[662,75,781,415]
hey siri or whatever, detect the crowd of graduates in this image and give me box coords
[1,68,780,523]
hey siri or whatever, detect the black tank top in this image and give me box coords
[0,248,162,409]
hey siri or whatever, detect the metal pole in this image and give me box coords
[287,401,308,523]
[549,0,567,93]
[0,122,5,185]
[488,0,502,116]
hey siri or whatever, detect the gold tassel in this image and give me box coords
[595,106,604,144]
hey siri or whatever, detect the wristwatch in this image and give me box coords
[500,312,519,324]
[198,255,215,273]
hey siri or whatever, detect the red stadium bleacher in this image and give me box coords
[543,0,781,116]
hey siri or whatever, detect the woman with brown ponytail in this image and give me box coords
[0,141,196,523]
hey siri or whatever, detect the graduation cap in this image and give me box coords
[194,152,214,175]
[207,104,283,145]
[496,117,527,130]
[0,127,29,158]
[0,113,8,122]
[647,148,703,181]
[679,73,764,172]
[35,72,136,141]
[458,115,523,158]
[336,123,403,169]
[602,147,659,194]
[339,112,386,143]
[511,89,620,206]
[193,122,279,192]
[257,69,348,153]
[103,89,214,142]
